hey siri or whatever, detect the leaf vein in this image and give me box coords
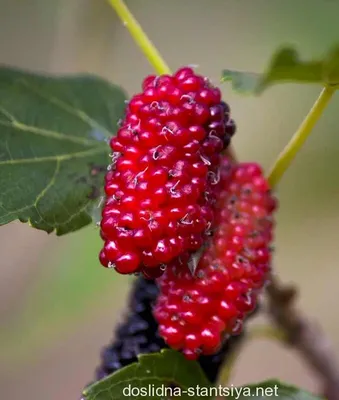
[0,119,96,146]
[18,78,112,138]
[0,105,16,122]
[34,159,60,207]
[0,145,106,165]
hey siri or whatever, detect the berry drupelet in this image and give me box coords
[154,157,277,359]
[99,67,236,277]
[95,276,244,384]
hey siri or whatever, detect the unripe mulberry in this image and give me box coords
[154,158,277,359]
[99,67,236,276]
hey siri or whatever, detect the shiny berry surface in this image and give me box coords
[99,67,236,275]
[94,277,245,385]
[154,157,277,358]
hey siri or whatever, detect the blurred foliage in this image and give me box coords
[0,225,130,364]
[222,46,339,94]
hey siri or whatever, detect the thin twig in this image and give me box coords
[266,275,339,400]
[267,86,335,187]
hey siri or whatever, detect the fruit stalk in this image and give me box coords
[107,0,171,75]
[268,85,335,188]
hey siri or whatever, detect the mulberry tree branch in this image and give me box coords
[266,276,339,400]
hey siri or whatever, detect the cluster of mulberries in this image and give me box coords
[99,67,236,277]
[154,158,277,359]
[93,67,277,378]
[95,277,244,384]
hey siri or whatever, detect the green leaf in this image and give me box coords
[83,349,212,400]
[222,46,339,94]
[0,66,127,235]
[227,379,321,400]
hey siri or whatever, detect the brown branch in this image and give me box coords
[266,275,339,399]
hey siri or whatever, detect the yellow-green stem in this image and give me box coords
[268,85,335,188]
[107,0,171,75]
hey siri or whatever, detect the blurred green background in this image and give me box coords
[1,0,339,398]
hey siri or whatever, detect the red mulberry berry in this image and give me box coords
[93,277,246,385]
[154,158,277,358]
[99,67,236,275]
